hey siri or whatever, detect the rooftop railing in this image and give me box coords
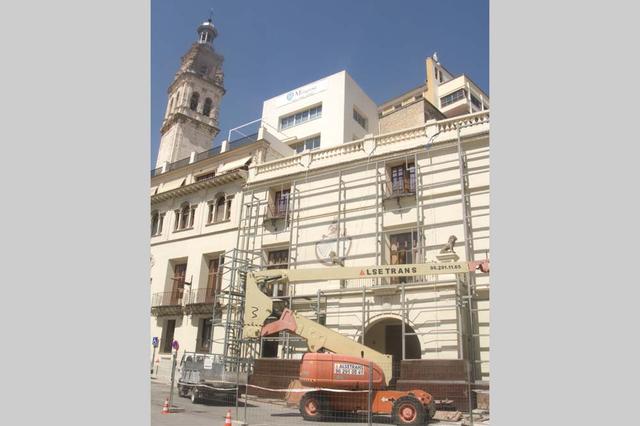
[151,132,259,177]
[194,145,222,163]
[150,167,162,178]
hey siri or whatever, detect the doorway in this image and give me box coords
[363,318,421,383]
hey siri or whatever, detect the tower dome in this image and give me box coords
[197,18,218,45]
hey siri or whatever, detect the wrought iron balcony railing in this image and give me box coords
[151,291,183,307]
[264,202,289,220]
[186,287,218,305]
[384,177,416,199]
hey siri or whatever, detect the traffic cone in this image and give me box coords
[161,398,170,414]
[223,409,232,425]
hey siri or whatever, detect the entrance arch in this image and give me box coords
[363,317,421,382]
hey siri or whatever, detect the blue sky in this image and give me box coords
[151,0,489,167]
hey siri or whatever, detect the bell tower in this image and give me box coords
[155,18,226,168]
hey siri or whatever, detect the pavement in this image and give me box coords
[151,379,468,426]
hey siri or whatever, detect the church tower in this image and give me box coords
[155,19,225,167]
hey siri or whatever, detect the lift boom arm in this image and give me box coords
[242,260,490,384]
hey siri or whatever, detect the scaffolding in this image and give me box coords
[216,119,490,387]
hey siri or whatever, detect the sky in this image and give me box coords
[151,0,489,167]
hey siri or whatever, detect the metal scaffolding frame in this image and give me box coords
[223,120,490,385]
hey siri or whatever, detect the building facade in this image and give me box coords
[150,23,490,386]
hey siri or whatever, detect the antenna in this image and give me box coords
[208,8,213,22]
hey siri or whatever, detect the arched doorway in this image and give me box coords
[363,317,421,383]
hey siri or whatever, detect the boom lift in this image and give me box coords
[242,260,489,425]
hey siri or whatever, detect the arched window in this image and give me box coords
[168,98,174,114]
[190,92,200,111]
[179,203,190,230]
[225,196,234,221]
[151,211,159,236]
[214,196,226,222]
[203,98,213,116]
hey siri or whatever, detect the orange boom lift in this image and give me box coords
[243,260,489,425]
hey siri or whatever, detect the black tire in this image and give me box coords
[299,392,326,421]
[426,401,436,419]
[178,385,189,398]
[392,396,427,426]
[191,388,201,404]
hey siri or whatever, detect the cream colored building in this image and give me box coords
[150,24,490,386]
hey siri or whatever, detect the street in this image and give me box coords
[151,380,464,426]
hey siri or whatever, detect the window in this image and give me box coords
[195,171,216,182]
[207,202,215,224]
[266,249,289,296]
[207,257,222,302]
[225,197,233,221]
[180,204,190,229]
[470,94,482,109]
[214,196,226,222]
[190,92,200,111]
[151,211,164,236]
[189,207,196,227]
[175,203,196,231]
[280,105,322,130]
[390,231,419,284]
[161,319,176,353]
[197,318,213,352]
[267,249,288,269]
[353,109,368,130]
[291,135,321,154]
[389,163,416,195]
[203,98,213,116]
[440,89,467,107]
[274,189,290,216]
[171,262,187,305]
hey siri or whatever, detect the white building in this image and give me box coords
[150,20,490,401]
[259,71,379,153]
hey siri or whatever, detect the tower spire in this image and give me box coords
[197,14,218,45]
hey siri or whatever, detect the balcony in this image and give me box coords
[384,178,416,201]
[151,291,184,316]
[184,287,219,316]
[438,76,488,118]
[263,203,290,231]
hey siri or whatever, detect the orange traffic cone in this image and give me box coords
[223,409,232,425]
[161,398,170,414]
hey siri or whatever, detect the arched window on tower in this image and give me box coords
[203,98,213,116]
[190,92,200,111]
